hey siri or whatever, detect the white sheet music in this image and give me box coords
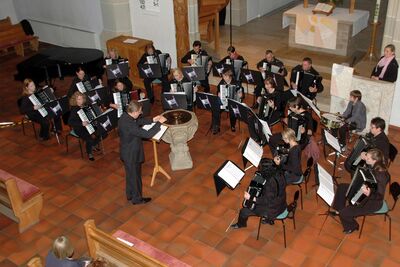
[317,164,335,206]
[290,89,298,97]
[324,130,341,153]
[259,119,272,142]
[218,161,245,189]
[146,56,156,64]
[271,65,280,74]
[123,38,138,44]
[142,123,168,141]
[243,138,263,167]
[76,82,86,93]
[298,92,321,118]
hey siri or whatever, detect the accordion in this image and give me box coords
[346,166,377,206]
[28,86,56,117]
[288,113,307,141]
[77,104,103,134]
[346,134,375,169]
[258,95,276,120]
[243,172,267,210]
[220,84,242,110]
[113,91,131,118]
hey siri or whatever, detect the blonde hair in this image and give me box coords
[69,91,86,107]
[282,128,296,143]
[22,78,34,96]
[172,68,183,77]
[52,236,74,259]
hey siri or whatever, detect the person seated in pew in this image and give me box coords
[104,48,133,91]
[371,44,398,83]
[19,78,62,141]
[273,128,303,184]
[181,40,212,92]
[212,68,244,134]
[288,57,324,101]
[67,66,103,99]
[68,92,101,161]
[231,158,287,229]
[45,236,85,267]
[330,148,390,234]
[137,44,169,104]
[336,90,367,148]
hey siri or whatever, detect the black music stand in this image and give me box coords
[46,95,69,144]
[161,93,188,110]
[212,62,226,77]
[213,160,245,196]
[106,62,129,79]
[86,87,108,105]
[93,109,118,136]
[324,130,343,184]
[182,66,206,81]
[240,69,263,86]
[196,92,220,135]
[138,64,162,79]
[139,98,151,117]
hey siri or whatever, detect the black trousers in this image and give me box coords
[123,161,142,202]
[143,76,169,102]
[211,109,237,130]
[237,207,264,227]
[76,130,100,155]
[200,79,210,93]
[29,114,62,139]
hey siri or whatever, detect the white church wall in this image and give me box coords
[0,0,18,24]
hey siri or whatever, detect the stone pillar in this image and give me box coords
[187,0,200,46]
[383,0,400,126]
[225,0,247,26]
[100,0,133,52]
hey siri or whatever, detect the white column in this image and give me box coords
[188,0,200,45]
[225,0,248,26]
[383,0,400,126]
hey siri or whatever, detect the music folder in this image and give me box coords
[298,92,321,118]
[242,137,263,168]
[227,99,252,125]
[161,92,188,110]
[45,96,69,117]
[324,130,341,153]
[138,64,162,79]
[92,108,118,136]
[138,98,151,117]
[317,164,335,206]
[86,86,108,105]
[182,66,206,81]
[106,61,129,79]
[212,62,226,77]
[240,69,263,86]
[196,92,218,111]
[213,160,245,196]
[142,123,168,142]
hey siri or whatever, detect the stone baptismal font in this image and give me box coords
[161,109,198,171]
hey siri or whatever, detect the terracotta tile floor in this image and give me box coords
[0,45,400,267]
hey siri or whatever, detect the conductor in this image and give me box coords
[118,100,167,205]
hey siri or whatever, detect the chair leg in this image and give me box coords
[282,220,286,248]
[78,139,84,159]
[257,217,262,240]
[298,185,303,210]
[293,216,296,230]
[31,122,37,139]
[388,215,391,241]
[65,135,69,153]
[305,179,308,195]
[358,216,366,239]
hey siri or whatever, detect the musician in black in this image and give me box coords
[104,48,133,91]
[67,66,102,99]
[213,69,244,133]
[19,79,62,141]
[231,159,287,229]
[181,40,212,93]
[68,92,101,161]
[269,97,313,152]
[137,44,169,103]
[289,57,324,100]
[169,68,190,92]
[371,44,398,83]
[273,128,303,184]
[331,149,390,234]
[344,117,390,173]
[256,50,288,77]
[118,100,167,205]
[107,79,141,111]
[219,46,247,81]
[337,90,367,147]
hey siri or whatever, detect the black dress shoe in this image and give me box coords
[88,154,95,161]
[343,227,358,234]
[328,211,339,217]
[261,217,274,225]
[230,223,243,229]
[132,197,152,205]
[231,126,236,132]
[212,127,220,135]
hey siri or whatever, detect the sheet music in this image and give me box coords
[146,56,156,64]
[243,138,263,167]
[218,161,245,189]
[298,92,321,118]
[116,237,134,247]
[76,82,86,93]
[290,89,298,97]
[324,130,341,153]
[317,164,335,206]
[123,38,138,44]
[270,65,280,74]
[259,119,272,142]
[142,123,168,141]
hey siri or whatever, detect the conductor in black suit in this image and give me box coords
[118,100,167,205]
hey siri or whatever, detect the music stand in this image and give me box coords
[196,92,220,135]
[212,62,226,77]
[161,92,188,110]
[316,164,338,234]
[324,130,342,184]
[240,69,263,86]
[213,160,245,196]
[241,137,263,169]
[138,98,151,117]
[93,108,118,136]
[138,64,162,79]
[46,95,69,144]
[86,87,108,105]
[182,66,206,81]
[106,61,129,79]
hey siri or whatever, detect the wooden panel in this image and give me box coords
[173,0,190,68]
[106,35,153,89]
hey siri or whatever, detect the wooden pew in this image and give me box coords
[84,220,191,267]
[0,23,39,56]
[26,256,43,267]
[0,17,12,31]
[0,169,43,233]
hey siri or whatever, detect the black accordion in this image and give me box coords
[288,113,307,141]
[345,134,375,171]
[243,172,266,210]
[346,166,377,206]
[77,104,103,134]
[113,91,131,118]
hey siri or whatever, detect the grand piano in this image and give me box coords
[15,47,104,85]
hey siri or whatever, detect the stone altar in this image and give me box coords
[161,109,198,171]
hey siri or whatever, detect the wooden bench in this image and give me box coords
[0,17,12,31]
[84,220,191,267]
[0,23,39,56]
[0,169,43,233]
